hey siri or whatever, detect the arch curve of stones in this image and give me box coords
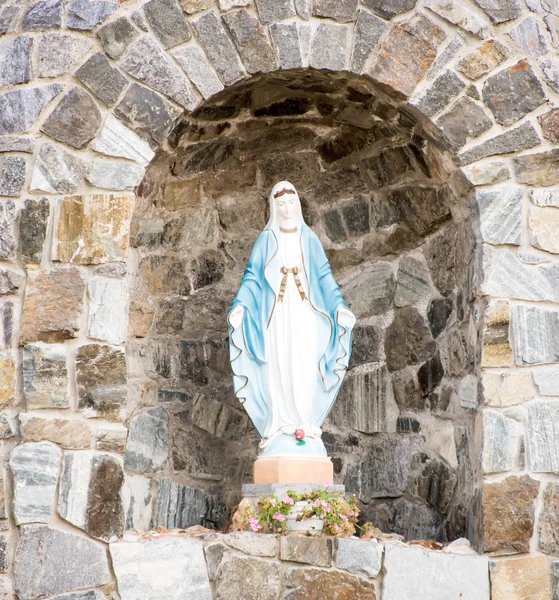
[1,0,559,597]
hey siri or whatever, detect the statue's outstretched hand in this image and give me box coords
[229,305,245,329]
[337,306,356,329]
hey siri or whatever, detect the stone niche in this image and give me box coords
[129,70,480,543]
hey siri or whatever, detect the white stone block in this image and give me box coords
[88,276,129,345]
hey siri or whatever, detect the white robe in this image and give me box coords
[264,231,321,441]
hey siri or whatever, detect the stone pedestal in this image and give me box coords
[253,456,334,485]
[242,483,345,507]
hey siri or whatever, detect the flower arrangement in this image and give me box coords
[242,484,360,536]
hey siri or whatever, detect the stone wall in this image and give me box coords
[0,0,558,596]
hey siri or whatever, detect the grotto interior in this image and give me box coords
[129,68,482,544]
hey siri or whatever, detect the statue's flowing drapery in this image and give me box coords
[228,222,353,457]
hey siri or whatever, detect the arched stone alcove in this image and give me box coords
[128,69,480,542]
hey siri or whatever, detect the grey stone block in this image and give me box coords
[144,0,191,49]
[23,343,69,409]
[37,33,92,77]
[14,525,111,599]
[513,304,559,365]
[67,0,118,30]
[0,35,33,86]
[30,142,89,195]
[97,16,139,59]
[124,407,169,473]
[87,160,144,191]
[527,401,559,473]
[269,22,302,69]
[172,45,224,99]
[309,22,348,71]
[22,0,64,31]
[350,9,386,73]
[0,156,26,198]
[475,188,522,246]
[472,0,521,23]
[482,411,520,474]
[437,97,493,150]
[76,53,129,108]
[414,70,465,118]
[362,0,417,19]
[508,16,548,57]
[0,85,62,135]
[192,11,245,86]
[335,538,383,578]
[255,0,296,23]
[312,0,358,22]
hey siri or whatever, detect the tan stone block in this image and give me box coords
[538,482,559,555]
[52,193,135,265]
[530,206,559,254]
[0,354,16,410]
[457,40,509,81]
[482,370,535,407]
[0,470,6,519]
[20,414,93,450]
[20,268,85,344]
[490,555,551,600]
[482,300,512,368]
[368,14,446,97]
[162,179,201,211]
[483,475,539,555]
[253,458,334,485]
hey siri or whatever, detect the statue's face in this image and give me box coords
[274,191,298,222]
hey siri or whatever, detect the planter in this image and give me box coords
[286,501,324,535]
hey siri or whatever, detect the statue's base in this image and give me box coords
[253,456,333,484]
[242,482,345,506]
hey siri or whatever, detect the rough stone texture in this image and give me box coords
[0,267,23,296]
[0,137,34,154]
[19,413,93,449]
[414,71,465,118]
[23,343,69,409]
[58,451,124,541]
[19,198,49,265]
[172,45,224,99]
[329,364,398,433]
[482,371,534,407]
[351,9,386,72]
[424,0,489,36]
[121,474,152,531]
[22,0,65,31]
[0,155,26,197]
[67,0,118,30]
[394,254,432,307]
[144,0,191,49]
[383,544,489,599]
[41,87,102,150]
[223,9,278,74]
[0,35,33,86]
[37,34,93,77]
[312,0,357,22]
[343,262,395,318]
[192,12,245,86]
[53,193,134,265]
[0,201,16,262]
[346,436,413,499]
[31,142,89,195]
[269,23,303,70]
[472,0,521,24]
[121,37,196,110]
[527,401,559,473]
[437,97,492,150]
[20,268,85,344]
[309,22,347,71]
[87,160,145,191]
[533,368,559,395]
[512,304,559,365]
[531,189,559,208]
[153,477,205,529]
[459,122,541,165]
[97,425,128,454]
[280,537,333,567]
[75,53,129,108]
[115,83,182,145]
[0,85,62,134]
[529,206,559,254]
[0,354,16,409]
[215,556,281,600]
[538,482,559,554]
[10,441,61,525]
[539,108,559,143]
[363,0,417,19]
[456,40,508,81]
[76,344,127,419]
[490,555,551,600]
[111,537,212,600]
[284,567,377,599]
[515,150,559,186]
[508,16,548,58]
[386,307,435,372]
[88,277,128,344]
[255,0,296,23]
[462,161,510,185]
[95,115,154,167]
[224,532,278,557]
[97,17,139,59]
[124,407,169,472]
[538,56,559,93]
[482,61,545,127]
[483,475,539,555]
[475,188,522,246]
[335,538,382,577]
[14,525,111,599]
[368,14,446,96]
[482,411,520,474]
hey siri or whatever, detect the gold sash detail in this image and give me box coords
[278,267,307,302]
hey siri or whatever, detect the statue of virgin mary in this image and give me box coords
[228,181,355,459]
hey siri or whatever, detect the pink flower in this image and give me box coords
[249,517,262,532]
[276,527,282,532]
[269,498,276,506]
[333,524,340,533]
[320,501,331,512]
[313,499,321,508]
[282,495,294,505]
[273,512,286,522]
[324,481,332,488]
